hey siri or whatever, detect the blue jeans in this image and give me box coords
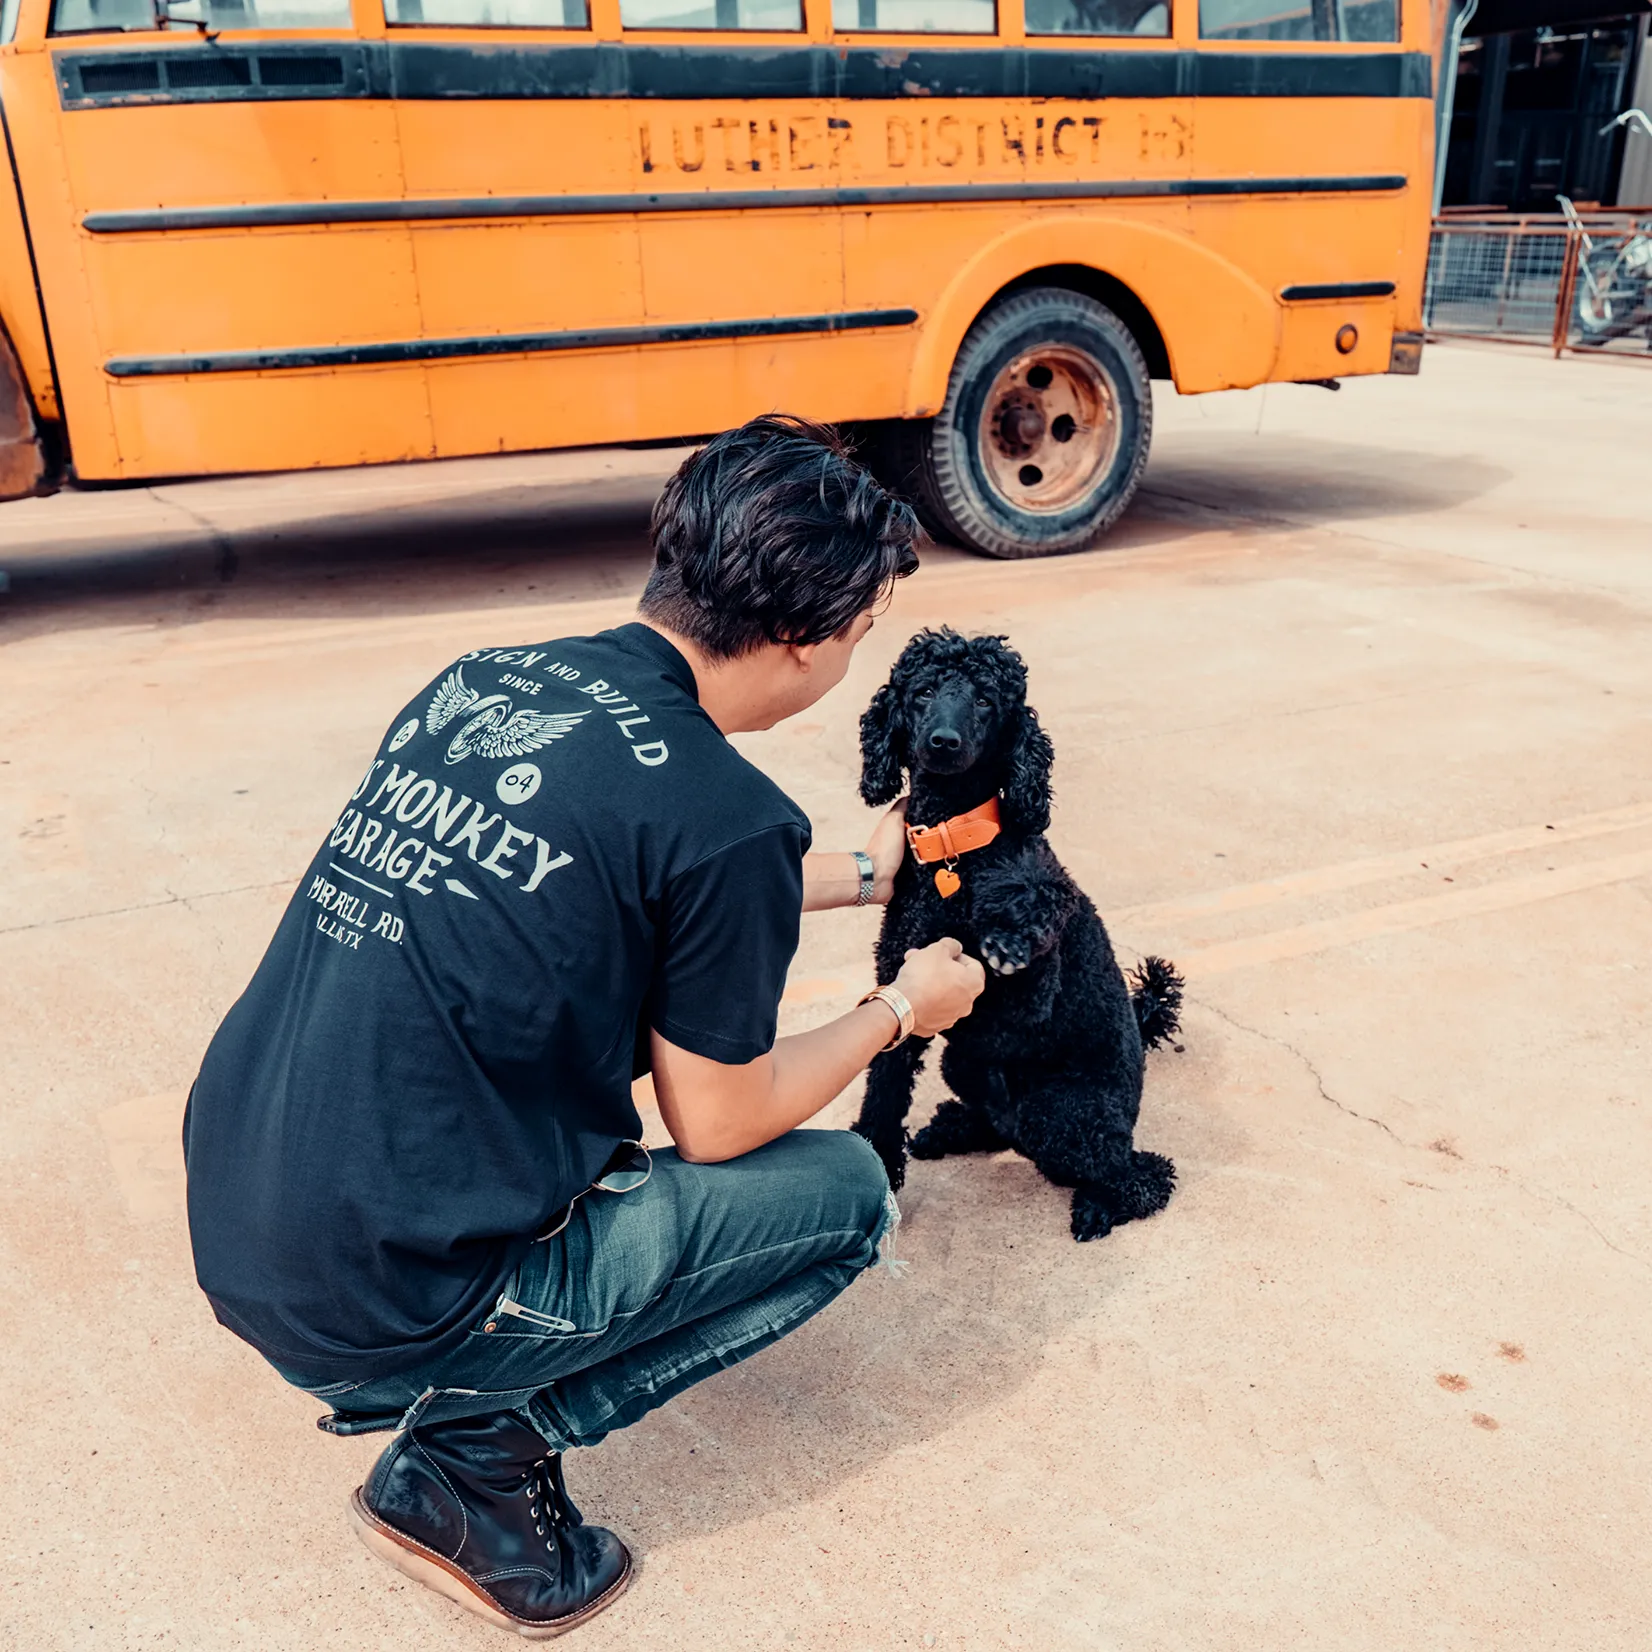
[282,1130,896,1452]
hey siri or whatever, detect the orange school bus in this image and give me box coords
[0,0,1435,557]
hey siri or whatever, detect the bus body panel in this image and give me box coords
[422,329,911,459]
[21,51,429,478]
[106,365,435,477]
[1188,89,1434,342]
[0,57,58,423]
[394,95,649,346]
[0,5,1438,487]
[2,47,121,474]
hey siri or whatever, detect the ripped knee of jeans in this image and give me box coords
[871,1186,909,1278]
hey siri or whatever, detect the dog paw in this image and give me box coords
[979,929,1033,976]
[1070,1186,1117,1242]
[908,1124,946,1161]
[1119,1150,1177,1220]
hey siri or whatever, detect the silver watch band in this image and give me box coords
[851,849,876,906]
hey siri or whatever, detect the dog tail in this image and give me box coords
[1128,956,1184,1051]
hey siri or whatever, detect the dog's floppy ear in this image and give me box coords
[859,682,906,805]
[1001,704,1054,835]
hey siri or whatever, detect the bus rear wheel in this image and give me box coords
[887,287,1153,560]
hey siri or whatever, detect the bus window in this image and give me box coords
[620,0,801,26]
[1025,0,1168,34]
[386,0,587,23]
[1198,0,1398,41]
[49,0,150,30]
[51,0,350,28]
[830,0,995,31]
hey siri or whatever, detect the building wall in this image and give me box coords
[1619,18,1652,205]
[1441,17,1644,209]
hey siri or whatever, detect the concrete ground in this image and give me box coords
[2,342,1650,1651]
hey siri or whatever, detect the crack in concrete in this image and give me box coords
[1191,995,1406,1144]
[0,878,293,938]
[1190,993,1650,1270]
[154,490,240,584]
[1505,1176,1650,1272]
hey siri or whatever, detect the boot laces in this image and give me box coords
[523,1455,581,1553]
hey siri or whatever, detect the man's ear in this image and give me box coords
[859,682,906,805]
[1001,705,1054,834]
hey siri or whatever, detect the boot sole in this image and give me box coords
[349,1487,633,1639]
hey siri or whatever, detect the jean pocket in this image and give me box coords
[479,1293,580,1336]
[472,1237,590,1339]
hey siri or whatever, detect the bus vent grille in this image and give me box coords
[166,58,254,90]
[256,55,347,88]
[78,61,161,96]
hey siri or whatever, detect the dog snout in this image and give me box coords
[927,727,963,754]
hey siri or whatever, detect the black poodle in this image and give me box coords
[852,628,1183,1242]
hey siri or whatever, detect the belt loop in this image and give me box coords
[395,1387,438,1435]
[395,1384,479,1435]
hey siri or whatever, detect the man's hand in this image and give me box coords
[892,937,986,1037]
[865,797,909,904]
[651,939,983,1165]
[799,797,909,912]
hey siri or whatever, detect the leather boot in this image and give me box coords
[349,1410,631,1638]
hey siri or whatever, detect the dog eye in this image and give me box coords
[916,688,935,703]
[974,696,990,710]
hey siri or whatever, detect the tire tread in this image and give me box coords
[911,287,1153,560]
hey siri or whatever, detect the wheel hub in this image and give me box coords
[995,396,1046,456]
[978,346,1121,514]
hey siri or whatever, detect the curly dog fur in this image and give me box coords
[852,628,1182,1242]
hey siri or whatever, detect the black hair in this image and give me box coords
[639,414,921,661]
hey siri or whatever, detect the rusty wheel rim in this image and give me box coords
[977,345,1121,515]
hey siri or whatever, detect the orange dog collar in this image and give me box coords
[906,798,1001,897]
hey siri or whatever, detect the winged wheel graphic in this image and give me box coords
[425,666,589,766]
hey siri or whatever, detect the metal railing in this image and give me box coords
[1425,217,1572,344]
[1426,210,1652,357]
[1424,111,1652,360]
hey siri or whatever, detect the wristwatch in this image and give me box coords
[851,848,877,906]
[859,984,916,1050]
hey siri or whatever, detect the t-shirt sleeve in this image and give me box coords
[649,822,807,1065]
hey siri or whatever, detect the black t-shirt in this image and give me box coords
[185,625,810,1382]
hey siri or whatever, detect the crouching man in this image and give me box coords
[183,415,984,1637]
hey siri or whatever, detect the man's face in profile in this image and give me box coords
[794,609,877,718]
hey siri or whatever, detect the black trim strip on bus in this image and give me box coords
[84,174,1410,235]
[0,97,70,440]
[102,306,921,378]
[1279,279,1397,300]
[54,43,1434,111]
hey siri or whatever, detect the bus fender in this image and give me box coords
[904,215,1282,413]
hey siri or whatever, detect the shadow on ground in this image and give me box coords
[1141,433,1510,528]
[0,475,663,640]
[0,432,1511,638]
[412,1144,1151,1546]
[520,1035,1221,1548]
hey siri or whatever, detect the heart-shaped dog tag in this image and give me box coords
[934,866,962,899]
